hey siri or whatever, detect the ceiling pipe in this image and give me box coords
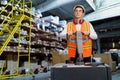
[84,3,120,21]
[35,0,74,13]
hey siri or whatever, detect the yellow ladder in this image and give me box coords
[16,0,32,76]
[0,0,32,79]
[0,15,25,55]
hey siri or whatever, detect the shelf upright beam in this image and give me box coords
[28,0,33,75]
[16,0,32,76]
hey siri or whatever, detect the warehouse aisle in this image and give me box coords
[112,70,120,80]
[7,70,120,80]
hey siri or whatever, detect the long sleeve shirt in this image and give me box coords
[60,22,98,40]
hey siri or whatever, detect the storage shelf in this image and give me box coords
[7,42,64,50]
[0,10,10,16]
[0,2,66,79]
[0,19,8,23]
[0,4,12,11]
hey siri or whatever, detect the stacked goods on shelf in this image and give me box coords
[0,0,67,79]
[0,0,33,79]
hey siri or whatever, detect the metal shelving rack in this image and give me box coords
[0,0,32,79]
[0,0,65,79]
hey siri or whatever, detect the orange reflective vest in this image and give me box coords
[67,21,92,58]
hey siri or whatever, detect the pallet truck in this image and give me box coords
[51,32,112,80]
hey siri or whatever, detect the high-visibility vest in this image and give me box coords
[67,21,92,58]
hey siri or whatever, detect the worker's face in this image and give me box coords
[74,7,84,19]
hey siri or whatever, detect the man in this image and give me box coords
[61,5,97,64]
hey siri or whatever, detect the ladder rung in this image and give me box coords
[19,54,29,56]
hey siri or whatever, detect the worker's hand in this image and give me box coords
[82,31,90,36]
[68,32,73,35]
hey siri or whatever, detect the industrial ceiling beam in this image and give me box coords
[98,31,120,38]
[84,3,120,21]
[94,20,120,30]
[95,24,120,30]
[35,0,74,13]
[86,0,96,10]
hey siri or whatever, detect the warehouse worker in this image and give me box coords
[61,5,97,64]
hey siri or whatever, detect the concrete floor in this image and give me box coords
[8,69,120,80]
[112,70,120,80]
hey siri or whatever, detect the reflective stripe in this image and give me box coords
[68,46,76,49]
[67,41,76,49]
[85,22,91,46]
[68,22,73,39]
[68,22,72,32]
[85,22,89,31]
[70,22,72,32]
[83,46,92,48]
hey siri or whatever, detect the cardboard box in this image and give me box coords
[112,61,116,72]
[52,50,69,65]
[94,54,116,71]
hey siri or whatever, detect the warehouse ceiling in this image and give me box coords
[32,0,47,7]
[32,0,120,51]
[32,0,95,21]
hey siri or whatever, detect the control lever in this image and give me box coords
[76,32,83,64]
